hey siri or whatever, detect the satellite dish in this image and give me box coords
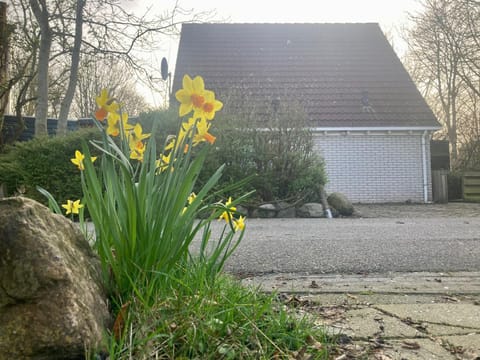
[161,57,169,81]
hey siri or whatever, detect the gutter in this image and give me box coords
[421,130,429,203]
[311,126,441,132]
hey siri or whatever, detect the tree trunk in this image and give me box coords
[0,1,9,137]
[57,0,85,136]
[29,0,51,137]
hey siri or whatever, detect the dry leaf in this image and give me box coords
[306,335,323,350]
[374,353,394,360]
[112,301,131,340]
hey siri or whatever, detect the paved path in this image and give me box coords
[212,216,480,275]
[244,272,480,359]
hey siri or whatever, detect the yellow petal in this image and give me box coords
[175,89,192,104]
[179,103,192,117]
[192,76,205,93]
[182,74,193,92]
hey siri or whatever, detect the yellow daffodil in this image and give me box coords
[187,192,197,205]
[182,192,197,215]
[200,90,223,120]
[156,153,172,173]
[106,112,120,137]
[193,117,216,145]
[219,197,237,223]
[233,216,246,232]
[95,89,120,121]
[62,199,83,215]
[128,123,150,149]
[130,141,146,162]
[175,75,207,117]
[106,112,132,137]
[71,150,97,171]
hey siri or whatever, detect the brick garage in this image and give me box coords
[314,132,432,203]
[172,23,441,203]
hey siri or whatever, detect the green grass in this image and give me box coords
[99,270,336,359]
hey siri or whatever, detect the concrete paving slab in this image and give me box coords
[339,307,420,339]
[442,333,480,352]
[382,338,457,359]
[308,293,454,306]
[426,323,480,336]
[377,304,480,329]
[242,272,480,295]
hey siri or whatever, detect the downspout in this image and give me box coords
[421,130,429,203]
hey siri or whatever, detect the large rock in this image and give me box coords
[296,203,325,218]
[275,201,296,218]
[252,203,276,218]
[0,197,110,359]
[327,192,354,216]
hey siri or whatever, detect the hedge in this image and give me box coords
[0,128,100,206]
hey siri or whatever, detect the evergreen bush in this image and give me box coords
[0,128,100,205]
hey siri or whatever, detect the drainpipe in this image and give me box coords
[421,130,429,203]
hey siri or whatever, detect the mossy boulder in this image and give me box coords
[327,192,354,216]
[0,197,110,359]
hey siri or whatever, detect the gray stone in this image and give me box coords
[296,202,324,218]
[0,197,110,359]
[252,203,276,218]
[236,205,249,217]
[275,201,296,218]
[327,192,354,216]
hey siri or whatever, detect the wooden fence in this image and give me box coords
[463,171,480,202]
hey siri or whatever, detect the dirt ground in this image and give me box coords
[353,201,480,218]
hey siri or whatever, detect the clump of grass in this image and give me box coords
[103,271,335,359]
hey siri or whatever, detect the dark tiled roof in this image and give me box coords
[173,23,440,129]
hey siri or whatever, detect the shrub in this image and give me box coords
[136,108,180,149]
[0,128,100,205]
[199,100,327,205]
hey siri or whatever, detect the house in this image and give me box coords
[172,23,441,203]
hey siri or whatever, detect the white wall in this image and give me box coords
[313,132,432,203]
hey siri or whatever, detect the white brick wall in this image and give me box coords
[313,132,433,203]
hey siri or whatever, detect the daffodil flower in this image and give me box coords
[107,112,132,137]
[128,123,150,150]
[233,216,246,232]
[156,153,172,173]
[130,140,146,162]
[182,192,197,215]
[219,197,237,223]
[71,150,97,171]
[193,117,216,145]
[187,192,197,205]
[201,90,223,120]
[175,75,207,117]
[62,199,83,215]
[95,89,120,121]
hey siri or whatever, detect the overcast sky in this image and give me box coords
[130,0,422,106]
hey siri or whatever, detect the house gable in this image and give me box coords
[173,23,440,130]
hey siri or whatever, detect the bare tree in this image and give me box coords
[405,0,480,164]
[7,0,211,136]
[57,0,84,134]
[29,0,52,136]
[73,55,151,118]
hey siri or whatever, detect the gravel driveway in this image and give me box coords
[204,202,480,276]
